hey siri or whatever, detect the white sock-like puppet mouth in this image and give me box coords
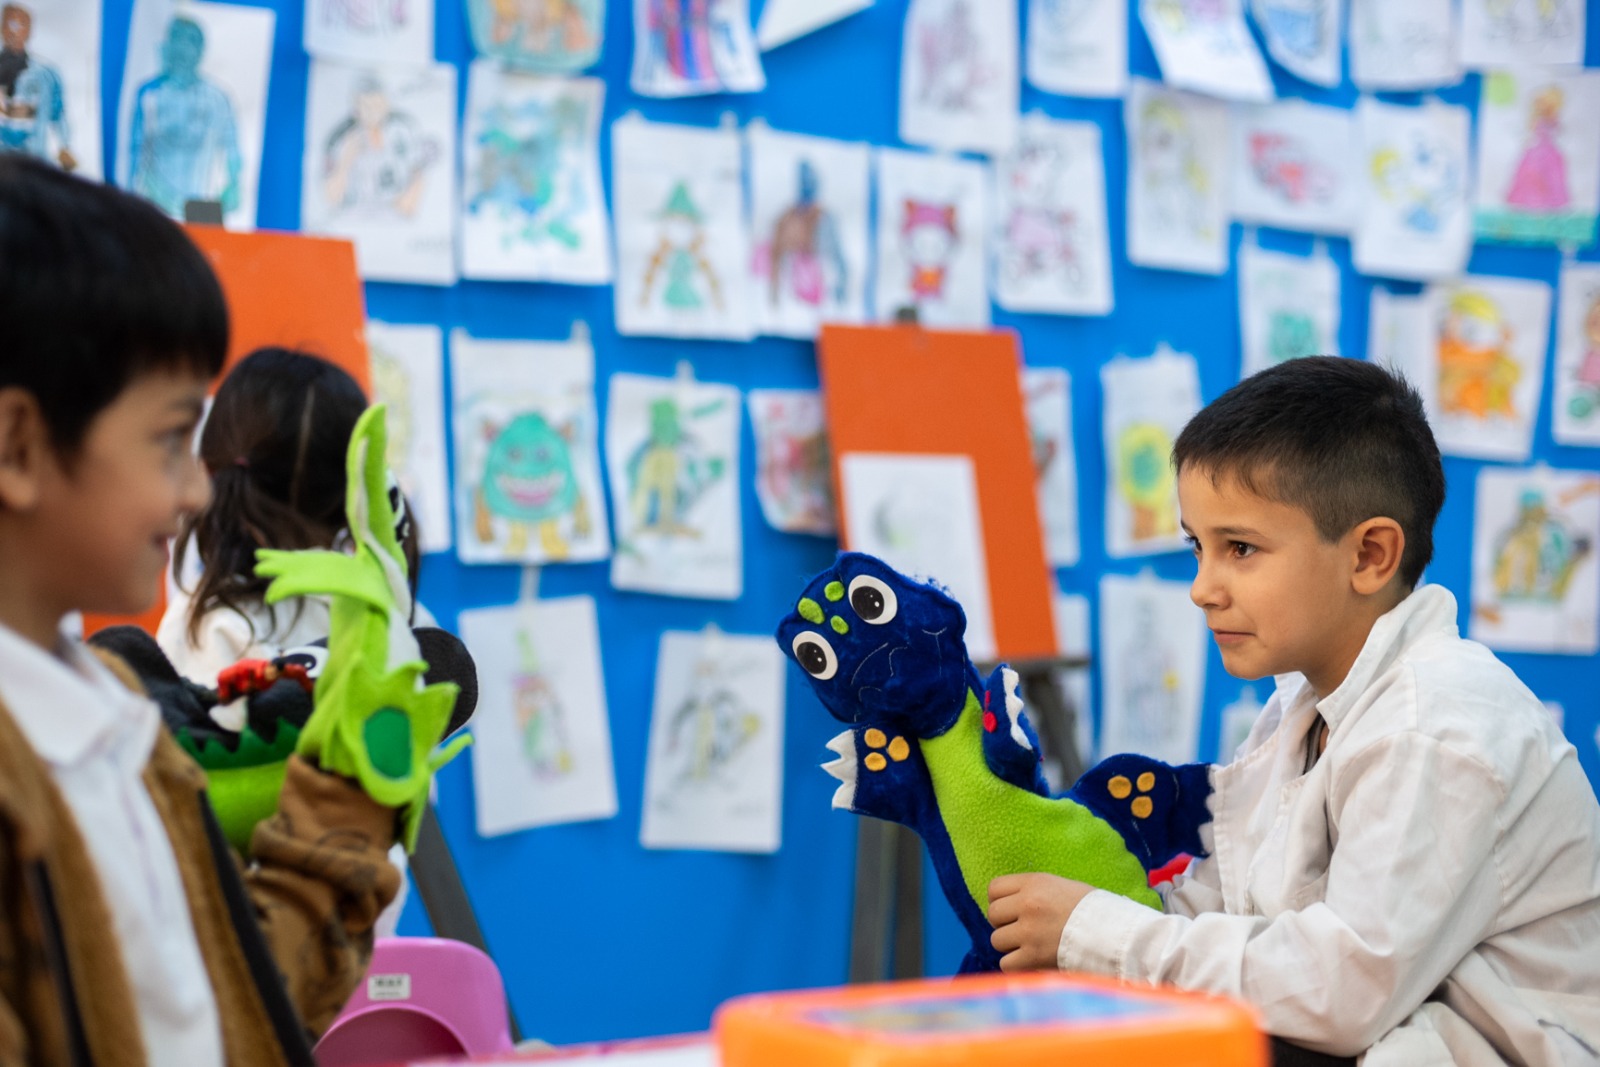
[822,729,858,810]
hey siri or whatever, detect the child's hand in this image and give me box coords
[987,873,1098,972]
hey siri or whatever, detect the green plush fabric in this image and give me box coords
[205,762,291,854]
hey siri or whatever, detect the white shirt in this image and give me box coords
[157,584,333,687]
[0,622,224,1066]
[1059,586,1600,1065]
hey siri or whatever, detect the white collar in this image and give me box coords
[1316,584,1459,730]
[0,621,159,768]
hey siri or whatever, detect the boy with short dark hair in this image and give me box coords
[0,155,397,1065]
[988,357,1600,1065]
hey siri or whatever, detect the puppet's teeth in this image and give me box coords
[1001,666,1033,751]
[822,729,858,809]
[831,779,856,810]
[825,730,854,759]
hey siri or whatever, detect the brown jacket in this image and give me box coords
[0,655,400,1067]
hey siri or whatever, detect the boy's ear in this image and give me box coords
[0,388,51,510]
[1350,516,1406,596]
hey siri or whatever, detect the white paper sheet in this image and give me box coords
[1250,0,1342,88]
[606,372,742,599]
[1460,0,1585,69]
[1553,263,1600,447]
[1238,242,1341,378]
[1217,685,1263,762]
[1230,99,1358,236]
[756,0,872,50]
[899,0,1018,155]
[747,389,836,536]
[1026,0,1127,98]
[1366,286,1429,374]
[464,0,603,73]
[1416,276,1553,462]
[992,115,1114,316]
[872,146,990,327]
[1023,368,1080,567]
[305,0,433,65]
[1101,347,1202,559]
[367,321,452,554]
[1353,97,1472,283]
[1052,592,1096,771]
[119,0,272,228]
[1,0,102,178]
[1126,79,1230,276]
[460,66,611,284]
[1469,466,1600,656]
[1348,0,1460,92]
[746,123,871,339]
[613,116,753,339]
[452,330,612,565]
[1138,0,1274,103]
[1098,573,1207,764]
[839,452,995,662]
[1473,69,1600,247]
[640,629,785,853]
[630,0,764,97]
[303,59,456,286]
[462,596,618,835]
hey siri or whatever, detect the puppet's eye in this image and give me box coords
[791,632,838,681]
[848,575,898,625]
[278,645,329,679]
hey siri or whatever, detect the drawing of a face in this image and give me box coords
[161,17,205,80]
[1010,138,1063,204]
[482,413,577,522]
[355,83,391,129]
[1445,292,1505,352]
[902,200,958,268]
[1,5,30,52]
[1141,100,1191,182]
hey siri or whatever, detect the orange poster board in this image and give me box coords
[83,227,370,639]
[816,323,1056,661]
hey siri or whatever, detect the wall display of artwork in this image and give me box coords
[1238,242,1341,378]
[1353,97,1473,282]
[1023,367,1081,568]
[756,0,872,51]
[1250,0,1343,88]
[898,0,1018,155]
[1554,263,1600,447]
[303,59,457,286]
[1098,572,1208,765]
[1348,0,1461,92]
[1230,99,1358,236]
[872,146,990,327]
[452,329,612,565]
[630,0,764,98]
[992,114,1114,317]
[1101,347,1202,559]
[747,389,835,536]
[1052,592,1096,772]
[460,66,611,284]
[367,321,452,554]
[1026,0,1127,99]
[464,0,603,73]
[1368,286,1430,372]
[0,0,102,178]
[746,122,871,339]
[1460,0,1586,69]
[1473,69,1600,247]
[1137,0,1273,102]
[1126,79,1230,276]
[306,0,434,65]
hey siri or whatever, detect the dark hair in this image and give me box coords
[175,348,367,644]
[1172,356,1445,589]
[0,155,228,452]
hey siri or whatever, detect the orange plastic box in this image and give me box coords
[714,972,1266,1067]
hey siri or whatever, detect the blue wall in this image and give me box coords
[91,0,1600,1044]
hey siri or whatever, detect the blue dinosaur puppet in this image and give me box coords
[776,552,1214,973]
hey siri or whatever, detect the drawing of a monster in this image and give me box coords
[474,412,591,558]
[776,553,1212,973]
[626,397,724,539]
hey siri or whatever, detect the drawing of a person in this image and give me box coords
[128,16,241,219]
[1505,85,1570,212]
[1140,97,1211,242]
[916,0,989,110]
[1437,290,1520,419]
[627,398,725,539]
[0,4,72,169]
[641,181,721,311]
[1003,137,1081,288]
[1493,489,1591,602]
[760,159,846,309]
[901,199,959,303]
[321,75,437,218]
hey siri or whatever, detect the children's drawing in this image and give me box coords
[1250,0,1341,87]
[461,596,618,835]
[305,0,433,65]
[1470,467,1600,656]
[1023,368,1080,568]
[1460,0,1584,69]
[1348,0,1459,91]
[1126,79,1229,276]
[1052,593,1095,771]
[461,66,611,284]
[1230,100,1357,236]
[119,0,272,228]
[0,0,101,178]
[747,123,870,339]
[303,60,456,286]
[465,0,602,73]
[1238,243,1340,378]
[899,0,1017,155]
[367,321,451,554]
[992,116,1114,317]
[1554,263,1600,447]
[613,116,752,339]
[1353,97,1472,282]
[1368,287,1429,375]
[630,0,764,98]
[1098,573,1207,765]
[838,452,995,661]
[452,330,611,565]
[872,147,989,327]
[1473,70,1600,247]
[640,629,785,853]
[1420,276,1551,462]
[1102,347,1201,559]
[1137,0,1273,102]
[747,389,835,536]
[606,372,741,599]
[1026,0,1126,98]
[756,0,871,50]
[1217,686,1263,762]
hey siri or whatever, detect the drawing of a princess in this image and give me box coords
[1505,85,1570,212]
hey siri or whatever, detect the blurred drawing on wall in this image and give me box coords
[1026,0,1127,98]
[1099,572,1207,766]
[305,0,433,65]
[1460,0,1584,68]
[1353,97,1472,282]
[748,389,836,536]
[1348,0,1459,91]
[630,0,764,97]
[1126,79,1229,275]
[1101,346,1200,559]
[872,147,990,327]
[0,0,101,178]
[899,0,1017,154]
[465,0,602,73]
[1238,242,1341,378]
[1552,263,1600,447]
[1230,99,1357,235]
[1250,0,1342,88]
[367,322,452,554]
[1473,69,1600,247]
[1137,0,1273,102]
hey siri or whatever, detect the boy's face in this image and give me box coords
[1179,466,1364,694]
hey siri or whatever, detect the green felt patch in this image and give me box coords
[831,616,849,635]
[364,708,414,780]
[205,762,291,854]
[798,598,825,624]
[180,721,302,772]
[824,581,845,602]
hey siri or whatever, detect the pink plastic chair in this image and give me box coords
[314,937,515,1066]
